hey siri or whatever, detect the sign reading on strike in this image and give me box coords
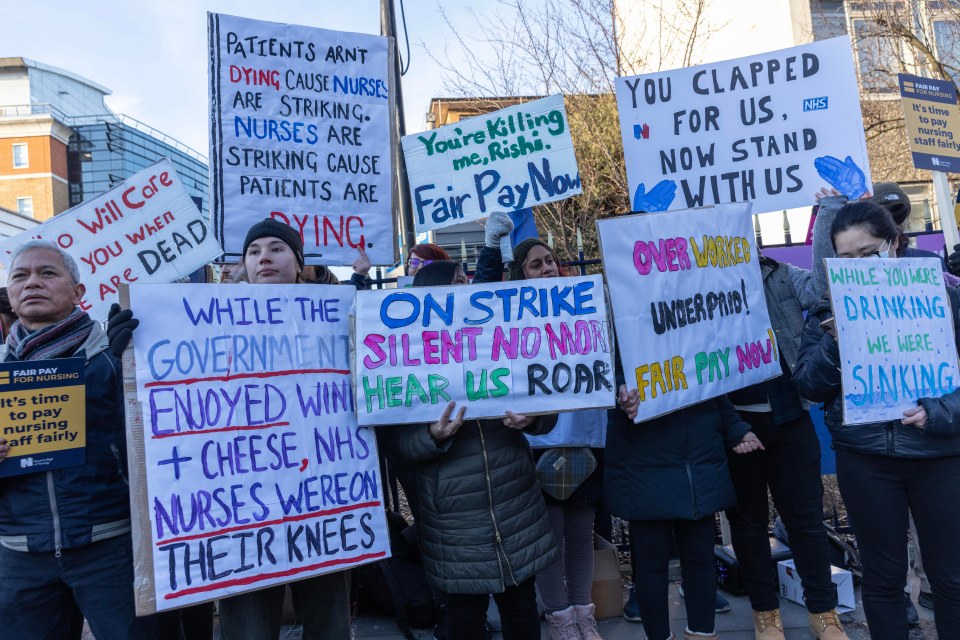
[402,95,581,232]
[0,358,85,478]
[0,159,221,320]
[208,13,395,266]
[597,204,780,421]
[898,73,960,172]
[825,257,960,424]
[126,284,388,612]
[615,37,871,215]
[354,275,615,426]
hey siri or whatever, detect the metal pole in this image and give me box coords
[381,0,417,262]
[932,171,960,252]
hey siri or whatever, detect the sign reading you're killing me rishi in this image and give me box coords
[615,37,870,215]
[209,13,395,266]
[402,95,581,232]
[825,257,960,425]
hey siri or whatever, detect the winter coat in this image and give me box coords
[380,415,559,594]
[0,323,131,553]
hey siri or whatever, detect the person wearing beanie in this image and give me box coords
[508,237,560,282]
[242,217,305,268]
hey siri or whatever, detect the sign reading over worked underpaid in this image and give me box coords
[402,95,581,232]
[597,203,780,421]
[615,37,870,214]
[127,284,388,612]
[0,159,221,320]
[825,257,960,425]
[354,275,614,426]
[0,358,85,478]
[898,73,960,172]
[208,13,395,266]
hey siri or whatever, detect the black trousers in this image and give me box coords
[445,577,539,640]
[726,411,837,613]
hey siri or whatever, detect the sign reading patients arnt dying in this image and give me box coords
[354,275,614,426]
[597,203,780,421]
[208,13,395,266]
[615,37,870,215]
[402,95,581,232]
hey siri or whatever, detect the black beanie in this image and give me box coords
[242,218,305,268]
[508,237,553,281]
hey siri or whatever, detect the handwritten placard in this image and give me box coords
[354,275,614,425]
[0,160,220,320]
[208,12,395,266]
[402,95,581,232]
[615,37,870,214]
[597,203,780,421]
[128,283,388,610]
[825,257,960,424]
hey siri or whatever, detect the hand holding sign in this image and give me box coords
[632,180,677,213]
[106,303,139,358]
[430,401,467,442]
[902,405,928,430]
[814,155,868,200]
[0,438,8,463]
[484,211,515,262]
[503,411,535,431]
[617,384,641,421]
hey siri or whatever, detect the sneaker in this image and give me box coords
[545,605,582,640]
[623,586,642,622]
[574,603,603,640]
[919,590,935,610]
[678,584,731,613]
[905,592,920,628]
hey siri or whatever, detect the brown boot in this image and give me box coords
[808,610,849,640]
[753,609,785,640]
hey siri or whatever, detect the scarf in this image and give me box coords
[6,308,95,361]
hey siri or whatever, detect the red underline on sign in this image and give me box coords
[163,550,388,599]
[151,421,291,440]
[144,368,350,388]
[155,500,382,546]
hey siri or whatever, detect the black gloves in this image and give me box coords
[948,243,960,277]
[106,303,139,358]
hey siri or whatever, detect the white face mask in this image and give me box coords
[863,238,891,259]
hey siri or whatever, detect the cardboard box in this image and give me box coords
[777,559,855,613]
[591,535,623,619]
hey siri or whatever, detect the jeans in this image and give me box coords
[218,570,351,640]
[446,577,540,640]
[837,449,960,640]
[0,533,159,640]
[726,412,837,613]
[537,504,596,612]
[630,516,716,640]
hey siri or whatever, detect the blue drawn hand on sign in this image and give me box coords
[633,180,677,212]
[814,155,868,199]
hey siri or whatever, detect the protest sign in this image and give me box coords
[125,283,388,612]
[597,203,779,421]
[899,73,960,172]
[615,37,870,215]
[0,160,220,320]
[208,13,395,266]
[0,358,85,478]
[354,274,614,426]
[402,95,581,232]
[824,257,960,424]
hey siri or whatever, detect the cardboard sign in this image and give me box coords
[0,358,85,478]
[208,13,395,266]
[126,284,388,612]
[0,160,220,320]
[898,73,960,172]
[354,275,615,426]
[597,203,780,421]
[825,257,960,424]
[402,95,581,231]
[615,37,870,214]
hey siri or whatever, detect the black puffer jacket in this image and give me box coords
[381,415,559,594]
[793,291,960,458]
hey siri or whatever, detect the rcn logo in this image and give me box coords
[803,96,829,111]
[20,457,34,468]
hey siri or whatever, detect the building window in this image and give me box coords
[810,1,848,41]
[853,18,902,93]
[16,197,33,218]
[934,19,960,85]
[12,143,28,169]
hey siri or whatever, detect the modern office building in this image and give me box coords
[0,57,207,222]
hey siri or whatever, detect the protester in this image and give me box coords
[379,259,559,640]
[219,261,237,283]
[0,288,16,340]
[0,240,157,640]
[793,201,960,640]
[216,218,353,640]
[405,242,450,276]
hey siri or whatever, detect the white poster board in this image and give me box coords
[0,160,220,320]
[825,257,960,424]
[615,37,870,214]
[402,95,581,232]
[597,204,780,421]
[208,13,395,266]
[128,283,388,610]
[354,274,615,425]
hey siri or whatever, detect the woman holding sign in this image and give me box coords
[794,201,960,640]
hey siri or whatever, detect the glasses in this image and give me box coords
[406,257,434,269]
[862,238,892,259]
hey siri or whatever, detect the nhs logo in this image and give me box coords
[803,97,829,111]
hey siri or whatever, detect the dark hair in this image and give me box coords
[413,261,463,287]
[830,201,899,252]
[0,288,13,317]
[410,243,450,262]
